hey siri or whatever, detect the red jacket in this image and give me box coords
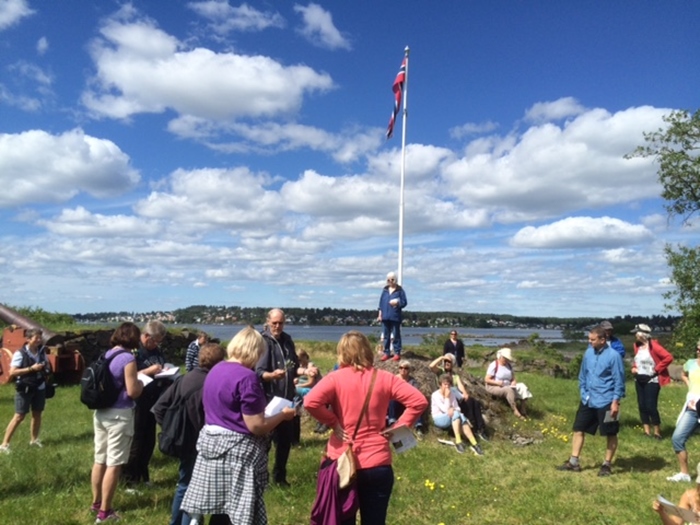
[634,339,673,387]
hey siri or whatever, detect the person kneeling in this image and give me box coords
[431,375,483,456]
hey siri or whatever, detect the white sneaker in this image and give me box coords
[29,440,42,448]
[0,444,9,454]
[667,472,692,482]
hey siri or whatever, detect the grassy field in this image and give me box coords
[0,341,692,525]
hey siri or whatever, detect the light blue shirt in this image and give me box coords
[579,343,625,408]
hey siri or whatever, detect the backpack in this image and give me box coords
[80,349,129,409]
[157,376,197,458]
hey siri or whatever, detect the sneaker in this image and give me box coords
[470,444,484,456]
[0,444,9,455]
[415,429,424,441]
[29,439,42,448]
[123,487,141,495]
[654,434,663,441]
[95,509,120,522]
[598,464,612,477]
[455,443,466,454]
[667,472,692,483]
[90,502,101,513]
[392,355,401,361]
[477,431,490,442]
[380,355,390,362]
[556,460,581,472]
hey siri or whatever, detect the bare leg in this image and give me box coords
[571,431,585,458]
[604,435,618,463]
[653,425,662,438]
[461,423,477,445]
[91,463,107,505]
[2,413,26,446]
[678,450,690,475]
[29,411,42,442]
[100,465,122,512]
[451,418,463,442]
[643,423,651,436]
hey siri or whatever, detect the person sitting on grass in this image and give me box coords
[429,353,488,441]
[431,374,483,456]
[484,347,531,419]
[653,462,700,524]
[294,350,319,398]
[388,360,425,439]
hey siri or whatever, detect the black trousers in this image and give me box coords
[122,399,157,484]
[271,418,294,483]
[459,396,486,433]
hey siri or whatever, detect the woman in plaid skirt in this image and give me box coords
[181,326,295,525]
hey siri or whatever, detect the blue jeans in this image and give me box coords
[635,381,661,426]
[382,321,402,356]
[387,400,423,430]
[341,465,394,525]
[171,454,195,525]
[432,411,467,429]
[672,408,700,453]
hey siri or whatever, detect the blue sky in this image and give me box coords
[1,0,699,318]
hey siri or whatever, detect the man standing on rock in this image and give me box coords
[256,309,316,487]
[556,325,625,477]
[378,271,408,362]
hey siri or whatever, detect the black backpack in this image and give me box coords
[157,376,197,458]
[80,349,129,409]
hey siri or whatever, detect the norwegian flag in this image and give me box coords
[386,56,407,139]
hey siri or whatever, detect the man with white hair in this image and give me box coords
[377,271,408,362]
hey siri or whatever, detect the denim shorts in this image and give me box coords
[14,388,46,414]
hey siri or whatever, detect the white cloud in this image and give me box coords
[442,102,670,222]
[0,129,140,208]
[294,3,351,50]
[36,36,48,55]
[524,96,586,123]
[39,207,162,238]
[449,120,499,139]
[187,1,284,33]
[82,9,333,121]
[0,0,34,31]
[511,216,654,249]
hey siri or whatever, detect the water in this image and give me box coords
[187,324,564,347]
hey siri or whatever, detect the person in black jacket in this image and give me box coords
[255,309,317,487]
[443,330,465,368]
[153,343,225,525]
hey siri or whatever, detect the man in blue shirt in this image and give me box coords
[557,325,625,477]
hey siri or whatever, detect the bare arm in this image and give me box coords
[124,360,144,400]
[429,356,444,374]
[242,407,296,436]
[9,362,44,380]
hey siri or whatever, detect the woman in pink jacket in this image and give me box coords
[630,323,674,439]
[305,331,427,525]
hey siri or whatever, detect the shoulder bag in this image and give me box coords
[337,368,377,489]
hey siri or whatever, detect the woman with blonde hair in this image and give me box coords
[181,326,295,525]
[305,331,427,525]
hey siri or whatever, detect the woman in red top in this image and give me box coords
[305,331,427,525]
[630,323,673,439]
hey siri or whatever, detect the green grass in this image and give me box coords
[0,343,691,524]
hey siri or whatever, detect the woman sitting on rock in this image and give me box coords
[484,347,532,419]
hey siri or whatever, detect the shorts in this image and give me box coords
[14,388,46,414]
[573,402,619,436]
[94,408,135,467]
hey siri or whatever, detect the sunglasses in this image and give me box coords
[398,366,409,370]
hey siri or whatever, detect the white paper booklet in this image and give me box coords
[138,372,153,386]
[657,494,700,523]
[265,396,294,417]
[155,366,181,380]
[387,425,418,454]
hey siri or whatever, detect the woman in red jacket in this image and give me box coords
[305,331,427,525]
[630,323,673,439]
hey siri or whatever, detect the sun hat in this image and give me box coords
[600,320,613,330]
[497,347,515,362]
[631,324,652,335]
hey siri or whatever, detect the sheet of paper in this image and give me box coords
[155,366,180,379]
[265,396,294,417]
[138,372,153,386]
[657,494,700,523]
[603,410,619,423]
[387,425,417,454]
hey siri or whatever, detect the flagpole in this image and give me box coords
[398,46,409,286]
